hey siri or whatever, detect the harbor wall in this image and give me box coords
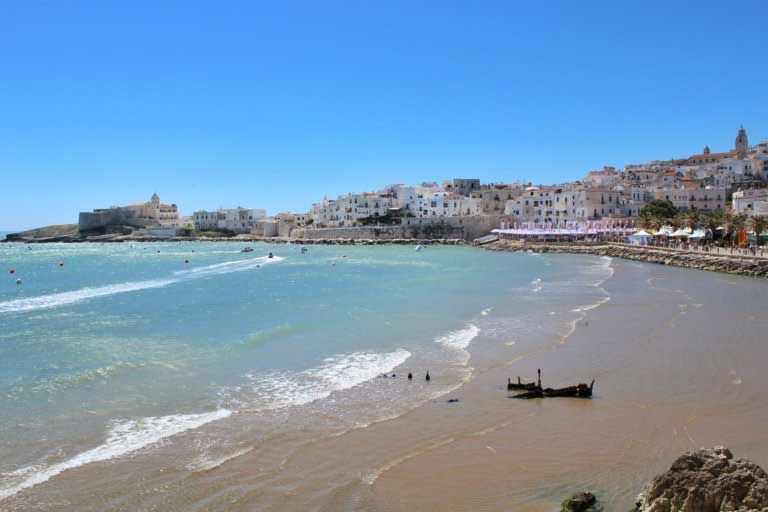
[484,241,768,277]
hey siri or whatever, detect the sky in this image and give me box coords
[1,1,767,230]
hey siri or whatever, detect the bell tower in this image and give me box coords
[735,126,748,158]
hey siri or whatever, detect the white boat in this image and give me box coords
[415,245,422,252]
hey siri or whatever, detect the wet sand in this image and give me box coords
[216,256,768,511]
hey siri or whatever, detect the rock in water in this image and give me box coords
[561,491,600,511]
[634,446,768,512]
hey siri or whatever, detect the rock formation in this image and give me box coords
[634,447,768,512]
[561,491,601,511]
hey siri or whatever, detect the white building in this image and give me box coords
[193,207,267,233]
[732,189,768,217]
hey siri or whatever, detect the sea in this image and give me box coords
[0,239,616,509]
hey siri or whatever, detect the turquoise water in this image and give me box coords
[0,241,611,503]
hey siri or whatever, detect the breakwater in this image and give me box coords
[484,241,768,277]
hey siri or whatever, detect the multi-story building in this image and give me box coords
[193,207,267,233]
[653,185,725,212]
[732,189,768,217]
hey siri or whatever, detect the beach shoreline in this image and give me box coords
[3,245,768,511]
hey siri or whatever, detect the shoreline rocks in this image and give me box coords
[484,241,768,278]
[634,447,768,512]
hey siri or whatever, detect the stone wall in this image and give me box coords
[78,210,149,232]
[297,215,503,241]
[484,241,768,277]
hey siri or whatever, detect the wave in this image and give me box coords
[530,278,543,292]
[0,409,232,501]
[480,307,493,316]
[186,446,254,473]
[435,324,479,351]
[244,349,411,410]
[0,256,284,314]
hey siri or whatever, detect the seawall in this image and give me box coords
[484,241,768,277]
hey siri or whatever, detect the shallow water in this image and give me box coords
[0,242,612,508]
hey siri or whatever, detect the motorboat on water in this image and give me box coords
[415,245,422,252]
[301,247,308,253]
[242,247,254,253]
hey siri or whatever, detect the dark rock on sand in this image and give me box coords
[634,446,768,512]
[561,491,601,511]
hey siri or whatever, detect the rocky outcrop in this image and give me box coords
[561,491,601,511]
[484,242,768,278]
[3,224,79,242]
[634,447,768,512]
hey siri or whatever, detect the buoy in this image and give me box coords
[9,269,14,274]
[156,250,160,253]
[16,278,22,285]
[59,262,64,267]
[184,259,189,264]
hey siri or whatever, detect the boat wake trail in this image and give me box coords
[0,256,283,314]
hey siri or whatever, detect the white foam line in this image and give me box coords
[0,409,232,501]
[0,256,284,314]
[186,446,254,473]
[0,279,176,313]
[435,324,479,351]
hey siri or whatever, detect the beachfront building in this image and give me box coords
[732,189,768,217]
[652,185,725,212]
[193,207,267,233]
[418,191,481,217]
[78,193,181,232]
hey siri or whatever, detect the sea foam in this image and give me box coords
[435,324,480,351]
[245,349,411,410]
[0,409,232,501]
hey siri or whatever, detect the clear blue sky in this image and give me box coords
[2,1,767,229]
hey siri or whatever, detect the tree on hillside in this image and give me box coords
[639,200,677,221]
[747,215,768,246]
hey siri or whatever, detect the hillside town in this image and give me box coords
[68,126,768,243]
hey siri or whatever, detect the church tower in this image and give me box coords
[735,126,748,158]
[703,145,710,155]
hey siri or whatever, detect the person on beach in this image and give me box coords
[407,372,413,380]
[426,371,431,382]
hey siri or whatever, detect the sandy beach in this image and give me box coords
[209,256,768,511]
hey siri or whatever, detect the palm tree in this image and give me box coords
[732,214,748,246]
[701,211,724,241]
[639,213,657,231]
[746,215,768,247]
[684,209,700,232]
